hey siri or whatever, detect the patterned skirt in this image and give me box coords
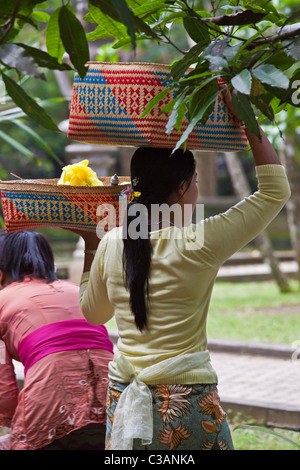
[105,381,234,450]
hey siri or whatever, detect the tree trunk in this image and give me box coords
[224,152,291,292]
[196,152,217,198]
[278,137,300,282]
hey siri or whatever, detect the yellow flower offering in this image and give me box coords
[57,160,103,186]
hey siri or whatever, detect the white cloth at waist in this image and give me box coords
[108,350,211,450]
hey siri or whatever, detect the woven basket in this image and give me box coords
[0,177,129,233]
[68,61,248,152]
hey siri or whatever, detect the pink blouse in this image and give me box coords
[0,277,114,450]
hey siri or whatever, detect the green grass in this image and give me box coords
[228,414,300,450]
[106,280,300,346]
[207,280,300,345]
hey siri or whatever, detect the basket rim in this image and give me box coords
[0,176,130,193]
[85,61,171,68]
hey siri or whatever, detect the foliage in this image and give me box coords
[1,1,300,150]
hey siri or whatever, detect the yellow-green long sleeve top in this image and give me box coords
[80,164,291,385]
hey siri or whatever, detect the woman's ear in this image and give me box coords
[178,179,188,197]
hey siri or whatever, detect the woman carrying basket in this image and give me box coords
[78,94,290,450]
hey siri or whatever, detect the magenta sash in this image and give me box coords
[18,319,114,374]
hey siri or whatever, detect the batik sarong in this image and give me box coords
[105,381,234,450]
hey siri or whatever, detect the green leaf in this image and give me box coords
[206,55,229,72]
[0,129,41,164]
[46,7,65,62]
[0,97,66,122]
[170,41,209,81]
[16,43,72,71]
[132,14,160,41]
[87,1,127,40]
[188,78,219,123]
[31,11,50,23]
[12,119,62,163]
[89,0,120,21]
[252,64,289,90]
[174,99,188,133]
[283,37,300,61]
[0,44,45,79]
[111,0,136,48]
[58,6,89,80]
[165,92,187,135]
[132,1,165,19]
[232,91,260,138]
[141,88,170,118]
[2,73,59,132]
[231,69,252,95]
[183,17,210,44]
[250,95,275,121]
[172,83,220,152]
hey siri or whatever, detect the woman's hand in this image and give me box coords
[221,85,281,166]
[64,228,100,250]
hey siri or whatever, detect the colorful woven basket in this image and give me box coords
[0,177,129,233]
[68,62,248,151]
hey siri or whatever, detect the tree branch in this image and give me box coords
[246,27,300,50]
[201,9,266,26]
[0,0,22,46]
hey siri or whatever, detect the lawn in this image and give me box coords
[229,418,300,450]
[106,280,300,346]
[207,280,300,345]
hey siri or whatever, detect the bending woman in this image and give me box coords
[79,104,290,450]
[0,231,114,450]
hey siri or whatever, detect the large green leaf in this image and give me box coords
[45,7,65,62]
[16,43,72,71]
[87,1,127,40]
[183,17,210,44]
[2,73,59,131]
[89,0,120,22]
[232,91,260,138]
[59,6,89,79]
[0,44,45,79]
[88,0,158,44]
[111,0,136,48]
[250,95,275,121]
[252,64,290,90]
[231,69,252,95]
[132,1,166,19]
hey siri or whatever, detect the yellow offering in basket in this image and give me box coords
[57,160,103,186]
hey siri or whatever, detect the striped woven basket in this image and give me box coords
[0,177,129,233]
[68,62,248,151]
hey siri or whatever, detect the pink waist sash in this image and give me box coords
[18,319,114,374]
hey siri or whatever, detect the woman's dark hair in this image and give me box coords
[0,231,56,283]
[123,147,195,332]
